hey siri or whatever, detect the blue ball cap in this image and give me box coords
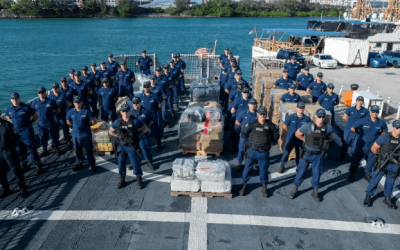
[283,69,288,73]
[304,67,309,71]
[297,102,306,109]
[74,71,81,76]
[242,87,249,93]
[38,86,46,93]
[173,54,178,58]
[150,74,156,80]
[10,92,19,99]
[108,54,113,58]
[101,78,109,83]
[289,84,296,89]
[316,109,326,117]
[163,64,169,69]
[82,65,88,70]
[356,96,364,101]
[228,51,233,55]
[143,81,150,87]
[52,83,60,89]
[120,104,130,111]
[249,99,257,105]
[100,61,106,64]
[370,105,380,112]
[317,72,323,77]
[69,69,75,74]
[392,120,400,128]
[231,63,238,68]
[60,76,67,81]
[142,50,146,53]
[73,96,82,103]
[121,61,127,65]
[257,106,268,115]
[224,47,229,51]
[132,97,141,103]
[327,83,335,89]
[155,66,162,72]
[291,56,296,59]
[235,70,242,75]
[169,59,175,64]
[237,80,244,85]
[91,63,97,67]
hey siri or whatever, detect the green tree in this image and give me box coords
[117,0,132,17]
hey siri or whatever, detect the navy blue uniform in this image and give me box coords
[106,61,120,77]
[116,69,136,100]
[60,86,78,114]
[136,56,153,75]
[230,79,249,92]
[280,113,311,166]
[317,92,339,126]
[112,118,144,177]
[280,93,301,103]
[70,80,92,108]
[98,86,118,122]
[138,92,162,141]
[236,110,257,164]
[175,59,186,92]
[162,72,176,117]
[31,97,60,148]
[6,103,41,167]
[99,68,114,86]
[366,134,399,197]
[274,78,293,90]
[296,73,314,91]
[293,123,334,188]
[132,108,153,163]
[284,62,301,81]
[169,65,181,103]
[307,81,326,102]
[349,116,388,175]
[67,77,75,87]
[66,108,96,167]
[82,74,99,117]
[48,92,70,140]
[341,106,369,156]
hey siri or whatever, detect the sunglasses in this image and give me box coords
[38,92,45,94]
[133,102,140,105]
[317,116,324,118]
[121,110,129,113]
[143,86,150,88]
[258,113,266,116]
[371,111,379,113]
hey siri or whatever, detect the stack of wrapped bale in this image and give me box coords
[178,103,224,153]
[260,76,276,109]
[196,160,232,193]
[170,159,201,192]
[190,77,220,102]
[253,69,270,102]
[91,120,114,152]
[305,105,332,124]
[278,103,298,159]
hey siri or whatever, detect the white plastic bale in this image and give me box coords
[195,161,226,181]
[190,77,220,102]
[170,175,201,192]
[172,158,196,179]
[200,159,232,193]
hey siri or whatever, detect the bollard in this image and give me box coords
[339,86,344,96]
[386,97,391,114]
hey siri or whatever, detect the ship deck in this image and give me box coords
[1,65,400,250]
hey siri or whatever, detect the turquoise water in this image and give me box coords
[0,17,337,111]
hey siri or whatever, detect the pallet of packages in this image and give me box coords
[253,69,271,102]
[260,76,276,110]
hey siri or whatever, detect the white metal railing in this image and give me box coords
[113,54,158,74]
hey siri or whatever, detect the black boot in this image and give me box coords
[40,148,49,157]
[157,141,162,151]
[289,185,298,199]
[365,173,372,182]
[172,113,178,120]
[90,164,98,172]
[19,183,27,199]
[54,146,61,156]
[36,166,42,175]
[72,163,84,172]
[147,161,154,171]
[127,164,133,170]
[364,194,372,207]
[0,185,11,198]
[117,176,125,189]
[67,140,73,148]
[230,147,238,154]
[347,172,355,183]
[137,176,143,189]
[278,163,285,174]
[383,197,398,209]
[21,163,29,173]
[336,153,346,162]
[261,183,269,198]
[239,182,247,196]
[164,120,170,128]
[236,162,243,171]
[311,188,320,202]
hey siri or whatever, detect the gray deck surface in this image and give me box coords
[1,66,400,250]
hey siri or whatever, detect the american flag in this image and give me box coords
[195,41,217,56]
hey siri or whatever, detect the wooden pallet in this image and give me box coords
[182,149,221,157]
[171,190,232,199]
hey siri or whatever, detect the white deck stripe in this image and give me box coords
[188,198,208,250]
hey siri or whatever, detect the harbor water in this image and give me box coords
[0,17,337,110]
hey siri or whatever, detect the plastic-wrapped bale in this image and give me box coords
[135,73,149,91]
[305,105,332,124]
[200,122,224,152]
[170,175,201,192]
[178,106,204,151]
[296,90,313,104]
[201,160,232,193]
[260,76,276,109]
[278,103,298,158]
[172,158,195,179]
[116,96,133,113]
[269,69,283,79]
[190,77,220,102]
[253,69,270,102]
[270,89,289,125]
[195,161,226,182]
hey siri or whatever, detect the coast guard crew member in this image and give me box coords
[235,99,258,170]
[100,61,114,86]
[132,97,154,170]
[168,59,181,110]
[106,54,120,77]
[82,65,99,118]
[296,67,313,91]
[231,70,250,91]
[306,72,326,103]
[363,120,400,209]
[218,47,229,72]
[283,56,301,81]
[0,111,27,198]
[60,76,78,115]
[115,61,136,100]
[139,81,163,151]
[238,106,278,197]
[280,84,301,104]
[274,69,293,89]
[349,105,387,182]
[278,102,311,173]
[109,104,146,189]
[67,69,75,86]
[174,54,187,95]
[136,50,154,75]
[6,92,42,174]
[98,78,118,123]
[162,64,177,123]
[70,71,92,109]
[231,87,251,153]
[316,83,339,126]
[66,96,98,172]
[49,83,72,147]
[289,109,334,202]
[336,96,368,163]
[89,63,103,115]
[32,86,62,157]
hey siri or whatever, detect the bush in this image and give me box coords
[117,0,132,17]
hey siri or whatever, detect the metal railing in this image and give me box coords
[250,57,285,83]
[113,54,158,74]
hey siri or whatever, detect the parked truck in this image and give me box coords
[323,38,369,67]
